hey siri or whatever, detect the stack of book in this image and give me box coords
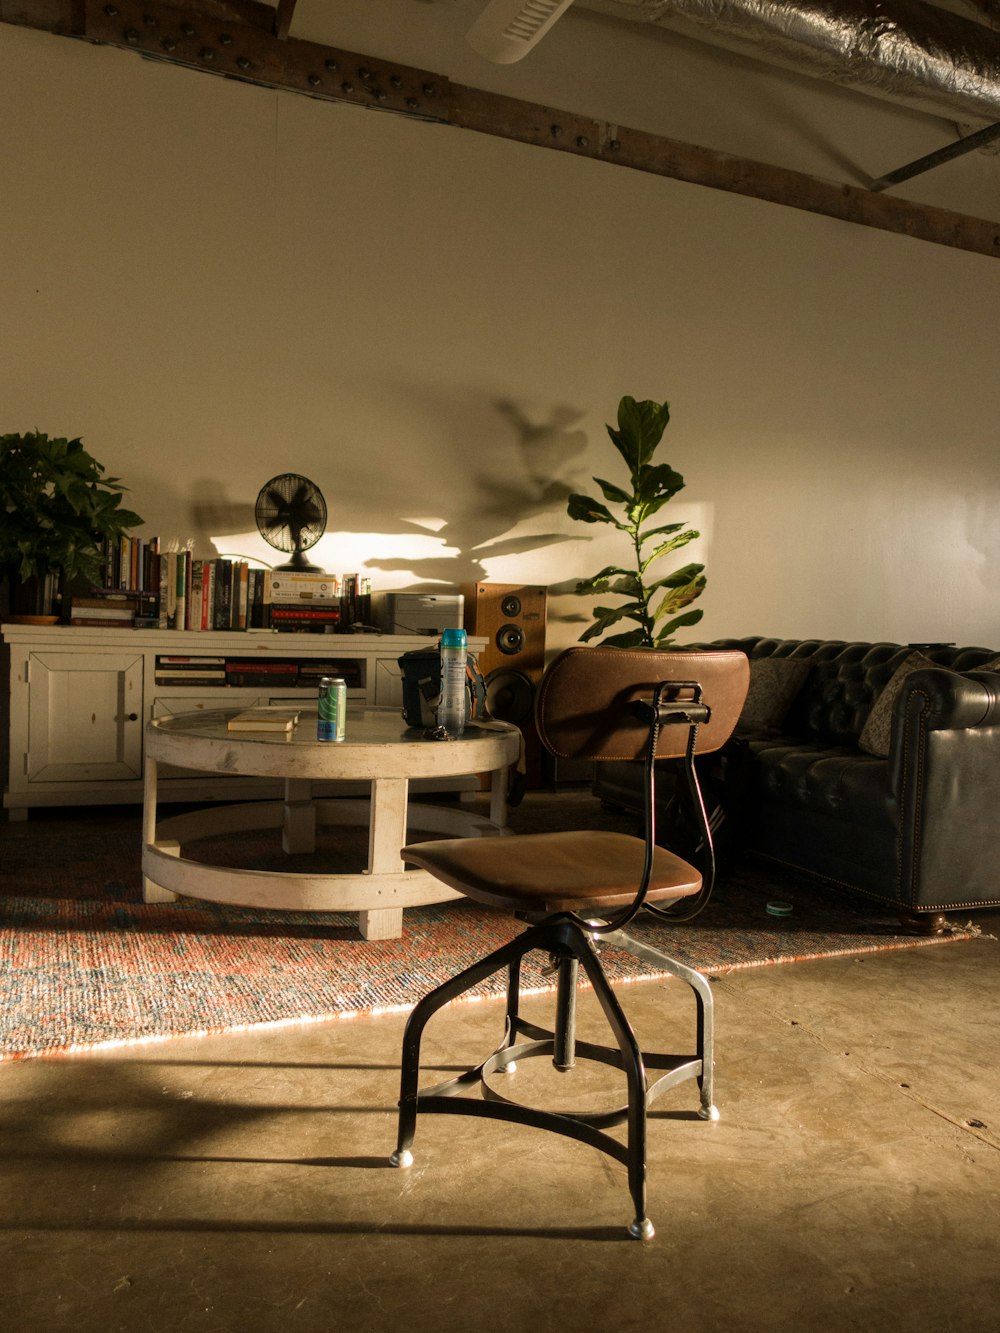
[224,659,300,688]
[154,655,228,687]
[297,660,362,690]
[66,589,159,628]
[269,572,342,633]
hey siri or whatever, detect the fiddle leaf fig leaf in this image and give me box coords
[607,396,670,474]
[593,476,632,506]
[600,627,648,649]
[574,565,631,595]
[578,602,645,642]
[641,529,699,571]
[653,609,705,644]
[566,492,622,527]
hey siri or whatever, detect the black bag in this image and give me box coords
[398,647,488,729]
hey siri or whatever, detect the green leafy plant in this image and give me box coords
[567,395,706,648]
[0,432,143,588]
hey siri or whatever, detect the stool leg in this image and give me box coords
[603,927,719,1120]
[391,922,551,1167]
[573,935,653,1240]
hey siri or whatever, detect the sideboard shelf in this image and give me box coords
[1,625,483,817]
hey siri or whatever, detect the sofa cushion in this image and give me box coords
[858,651,937,757]
[738,657,812,731]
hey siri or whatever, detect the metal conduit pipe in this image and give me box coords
[583,0,1000,127]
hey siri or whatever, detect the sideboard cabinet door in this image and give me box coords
[26,651,144,782]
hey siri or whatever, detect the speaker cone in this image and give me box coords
[500,594,522,618]
[485,668,534,724]
[496,623,525,655]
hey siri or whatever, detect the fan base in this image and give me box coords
[274,555,326,573]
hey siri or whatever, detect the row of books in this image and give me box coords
[152,656,364,688]
[67,557,374,632]
[99,535,161,595]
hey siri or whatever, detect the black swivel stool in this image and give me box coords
[390,645,750,1240]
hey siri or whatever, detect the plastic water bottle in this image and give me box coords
[438,628,468,737]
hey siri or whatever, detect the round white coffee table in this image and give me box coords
[142,707,521,939]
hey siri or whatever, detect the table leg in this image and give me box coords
[357,776,407,941]
[283,778,316,854]
[489,764,509,829]
[143,756,178,903]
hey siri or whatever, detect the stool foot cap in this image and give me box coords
[628,1216,655,1242]
[699,1103,720,1121]
[390,1149,413,1168]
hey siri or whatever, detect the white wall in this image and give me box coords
[2,15,999,652]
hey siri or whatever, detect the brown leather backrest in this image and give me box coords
[534,647,750,762]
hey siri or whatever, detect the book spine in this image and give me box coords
[213,560,230,630]
[205,561,216,631]
[190,562,204,633]
[69,617,137,628]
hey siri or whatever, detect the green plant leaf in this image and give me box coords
[578,601,645,642]
[640,529,699,571]
[633,462,685,505]
[641,521,686,540]
[653,573,707,618]
[607,396,670,474]
[648,562,706,591]
[653,609,705,643]
[573,565,631,595]
[566,492,623,527]
[593,476,632,506]
[600,627,649,649]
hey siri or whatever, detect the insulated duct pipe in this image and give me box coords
[584,0,1000,126]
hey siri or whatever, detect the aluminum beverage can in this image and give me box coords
[317,676,346,742]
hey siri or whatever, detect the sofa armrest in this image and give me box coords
[908,666,999,726]
[890,667,1000,910]
[889,667,1000,789]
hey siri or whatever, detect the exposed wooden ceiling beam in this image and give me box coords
[2,0,998,260]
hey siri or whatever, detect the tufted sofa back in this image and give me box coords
[701,637,999,746]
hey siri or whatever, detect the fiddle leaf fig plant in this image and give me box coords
[0,431,143,589]
[567,395,706,648]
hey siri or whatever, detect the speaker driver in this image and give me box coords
[500,594,522,618]
[496,623,525,656]
[486,668,534,724]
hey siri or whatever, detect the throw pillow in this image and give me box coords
[977,655,1000,671]
[738,657,812,731]
[858,652,937,758]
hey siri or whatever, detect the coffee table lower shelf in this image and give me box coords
[142,792,506,940]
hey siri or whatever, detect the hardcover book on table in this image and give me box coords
[226,707,302,733]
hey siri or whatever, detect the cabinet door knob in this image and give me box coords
[125,712,138,722]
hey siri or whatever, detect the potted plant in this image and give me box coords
[0,431,144,620]
[567,395,706,647]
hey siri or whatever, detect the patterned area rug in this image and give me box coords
[0,793,978,1061]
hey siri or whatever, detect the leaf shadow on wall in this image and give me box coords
[363,400,592,589]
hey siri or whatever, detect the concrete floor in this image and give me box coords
[3,907,998,1332]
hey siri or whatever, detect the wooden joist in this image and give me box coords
[2,0,998,259]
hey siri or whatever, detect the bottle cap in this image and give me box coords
[441,628,467,648]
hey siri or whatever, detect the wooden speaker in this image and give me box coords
[462,583,547,788]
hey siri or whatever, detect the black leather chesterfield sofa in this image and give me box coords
[592,637,1000,928]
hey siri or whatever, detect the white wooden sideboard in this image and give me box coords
[1,624,483,818]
